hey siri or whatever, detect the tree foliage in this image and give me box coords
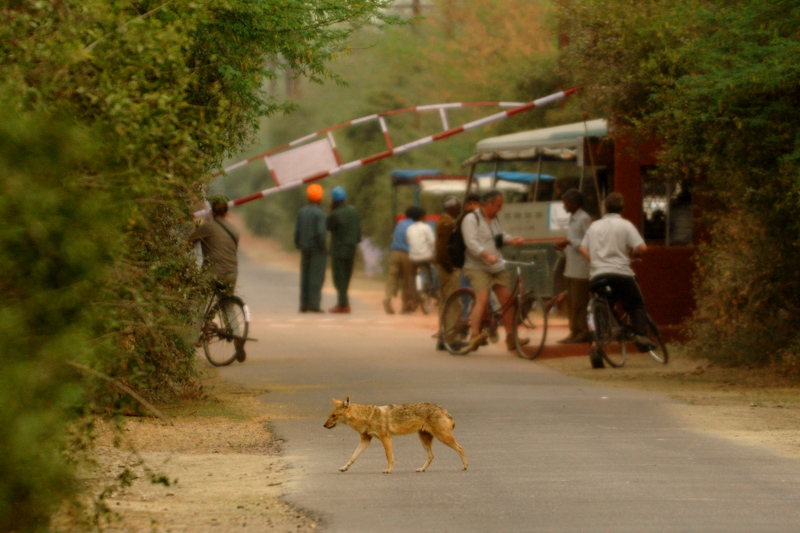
[1,0,399,528]
[559,0,800,369]
[234,0,568,249]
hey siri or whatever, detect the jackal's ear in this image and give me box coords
[332,398,341,406]
[343,396,350,408]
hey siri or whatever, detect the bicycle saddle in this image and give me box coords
[590,277,613,294]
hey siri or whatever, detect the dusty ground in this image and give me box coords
[60,371,319,533]
[68,218,800,532]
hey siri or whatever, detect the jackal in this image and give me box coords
[323,396,468,474]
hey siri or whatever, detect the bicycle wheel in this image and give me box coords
[512,292,547,360]
[417,269,434,315]
[421,295,433,315]
[591,299,627,368]
[203,296,249,367]
[419,287,433,315]
[643,315,668,364]
[441,288,475,356]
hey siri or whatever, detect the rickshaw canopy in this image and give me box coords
[463,119,608,165]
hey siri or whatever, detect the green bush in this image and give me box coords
[1,1,403,529]
[0,107,122,532]
[688,209,800,371]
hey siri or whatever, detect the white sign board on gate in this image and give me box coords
[548,201,570,231]
[265,138,339,186]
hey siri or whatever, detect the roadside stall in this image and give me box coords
[463,119,695,327]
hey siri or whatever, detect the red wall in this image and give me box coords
[613,134,694,328]
[632,246,695,328]
[614,134,659,230]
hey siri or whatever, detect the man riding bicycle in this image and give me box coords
[578,192,656,353]
[189,195,246,362]
[461,189,527,353]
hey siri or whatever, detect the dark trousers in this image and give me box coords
[591,274,647,336]
[331,254,355,307]
[300,250,326,311]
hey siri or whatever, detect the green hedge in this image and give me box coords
[0,107,122,532]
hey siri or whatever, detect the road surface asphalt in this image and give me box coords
[218,257,800,532]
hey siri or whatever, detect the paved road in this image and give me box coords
[220,257,800,532]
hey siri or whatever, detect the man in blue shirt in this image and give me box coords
[384,206,416,314]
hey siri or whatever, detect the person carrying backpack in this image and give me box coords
[462,189,527,353]
[446,193,481,271]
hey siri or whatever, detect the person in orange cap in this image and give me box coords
[294,184,327,312]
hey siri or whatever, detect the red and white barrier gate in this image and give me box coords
[195,87,581,218]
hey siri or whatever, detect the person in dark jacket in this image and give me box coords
[326,186,361,313]
[295,184,327,313]
[434,196,462,349]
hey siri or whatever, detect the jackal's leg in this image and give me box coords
[340,434,372,472]
[378,435,394,473]
[435,431,468,471]
[416,431,435,472]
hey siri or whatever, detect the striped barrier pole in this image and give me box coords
[194,87,581,218]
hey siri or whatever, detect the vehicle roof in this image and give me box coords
[464,119,608,164]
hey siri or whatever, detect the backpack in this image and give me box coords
[448,212,478,269]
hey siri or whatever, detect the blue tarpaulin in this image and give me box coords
[390,169,554,187]
[478,171,555,184]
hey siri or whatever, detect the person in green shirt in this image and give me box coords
[326,186,361,313]
[189,195,246,361]
[190,196,240,294]
[295,184,327,313]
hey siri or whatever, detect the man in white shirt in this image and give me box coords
[461,190,525,352]
[579,192,655,352]
[554,189,593,343]
[407,207,435,263]
[406,206,435,312]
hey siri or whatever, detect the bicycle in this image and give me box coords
[440,261,547,359]
[198,291,254,367]
[587,277,667,368]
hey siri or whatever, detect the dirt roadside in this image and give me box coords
[68,219,800,532]
[70,373,319,533]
